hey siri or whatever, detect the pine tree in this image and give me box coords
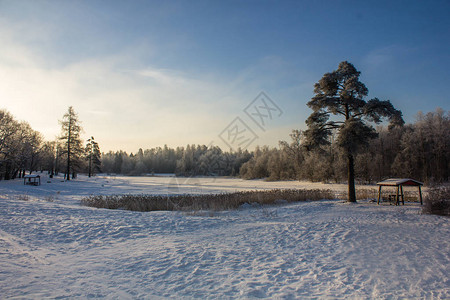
[304,61,404,202]
[59,106,83,180]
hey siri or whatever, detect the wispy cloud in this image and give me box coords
[0,15,310,153]
[0,26,245,151]
[361,45,418,72]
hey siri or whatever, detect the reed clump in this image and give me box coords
[81,189,336,212]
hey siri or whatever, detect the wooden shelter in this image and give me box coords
[24,174,41,186]
[377,178,423,205]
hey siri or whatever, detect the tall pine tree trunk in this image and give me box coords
[347,153,357,203]
[66,152,70,180]
[66,120,71,181]
[344,104,357,203]
[55,148,59,175]
[88,153,92,177]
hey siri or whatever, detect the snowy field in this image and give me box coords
[1,174,449,298]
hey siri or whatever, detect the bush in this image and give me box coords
[81,189,337,212]
[422,185,450,216]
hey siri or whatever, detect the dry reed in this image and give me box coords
[81,189,336,212]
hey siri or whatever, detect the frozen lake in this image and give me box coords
[1,173,376,205]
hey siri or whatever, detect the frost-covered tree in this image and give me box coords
[0,109,19,179]
[304,61,404,202]
[15,122,42,176]
[39,141,57,176]
[392,108,449,182]
[279,130,304,176]
[0,110,43,179]
[59,106,83,180]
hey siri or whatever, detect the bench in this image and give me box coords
[388,194,404,205]
[23,175,41,186]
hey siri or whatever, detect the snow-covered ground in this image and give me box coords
[1,174,449,298]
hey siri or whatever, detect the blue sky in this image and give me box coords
[0,0,449,152]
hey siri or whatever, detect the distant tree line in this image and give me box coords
[0,107,101,180]
[240,108,449,184]
[101,145,253,176]
[1,106,448,184]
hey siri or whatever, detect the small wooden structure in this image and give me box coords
[377,178,423,205]
[24,174,41,186]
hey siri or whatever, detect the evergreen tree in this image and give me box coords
[304,61,404,202]
[85,136,101,177]
[59,106,83,180]
[112,151,123,174]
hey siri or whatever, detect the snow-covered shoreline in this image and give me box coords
[1,175,448,298]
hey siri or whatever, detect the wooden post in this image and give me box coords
[400,185,404,205]
[377,185,382,205]
[418,185,423,205]
[396,185,400,206]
